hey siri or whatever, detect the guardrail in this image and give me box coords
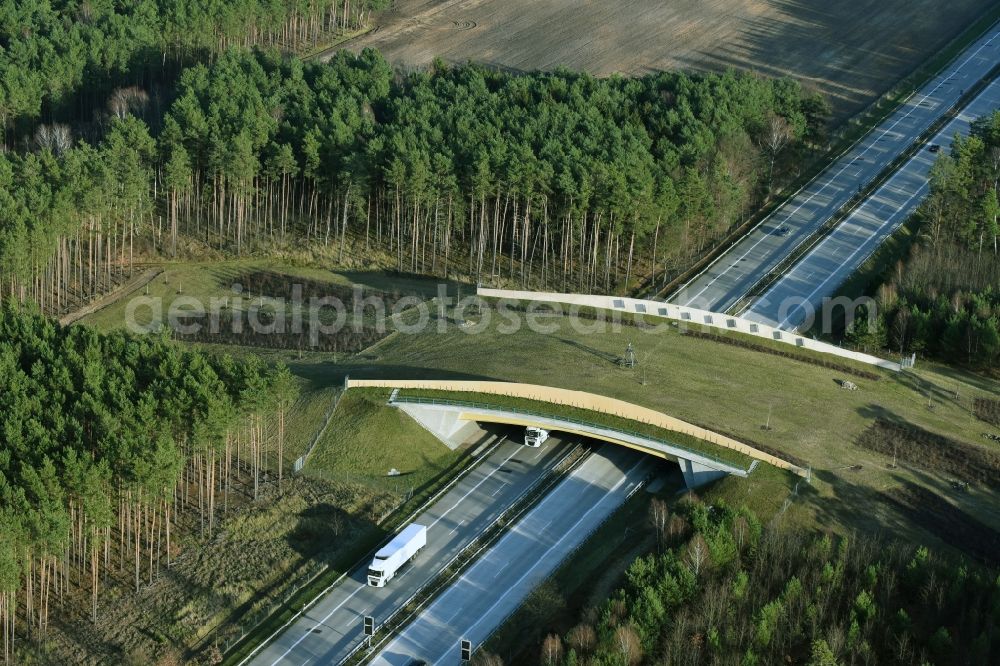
[233,434,510,665]
[649,13,1000,302]
[735,62,1000,316]
[475,469,652,657]
[339,441,587,665]
[393,395,750,472]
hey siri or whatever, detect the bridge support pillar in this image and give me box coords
[679,458,728,489]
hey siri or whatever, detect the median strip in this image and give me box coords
[228,434,510,665]
[735,62,1000,315]
[340,442,590,665]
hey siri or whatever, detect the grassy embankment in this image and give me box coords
[77,264,999,661]
[395,388,754,468]
[218,386,474,665]
[326,304,1000,544]
[86,265,999,545]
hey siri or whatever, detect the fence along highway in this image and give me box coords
[370,445,653,666]
[744,74,1000,330]
[670,22,1000,313]
[244,432,574,665]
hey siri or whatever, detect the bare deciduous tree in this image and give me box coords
[155,647,182,666]
[649,498,669,549]
[206,644,223,665]
[614,625,643,666]
[540,634,564,666]
[687,533,710,576]
[732,514,749,552]
[668,513,689,541]
[108,86,150,120]
[470,651,504,666]
[608,598,628,626]
[566,623,597,654]
[762,114,794,191]
[34,124,72,155]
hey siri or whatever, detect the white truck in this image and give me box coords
[524,426,550,447]
[367,523,427,587]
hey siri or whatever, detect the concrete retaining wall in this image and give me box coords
[395,400,746,488]
[346,378,808,477]
[477,288,901,372]
[396,402,485,450]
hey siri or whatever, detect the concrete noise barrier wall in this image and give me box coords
[477,288,901,372]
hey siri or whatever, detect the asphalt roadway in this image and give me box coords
[671,22,1000,313]
[246,431,574,665]
[369,445,651,666]
[745,74,1000,330]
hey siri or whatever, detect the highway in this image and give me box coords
[246,432,575,665]
[671,23,1000,313]
[745,75,1000,330]
[369,446,651,665]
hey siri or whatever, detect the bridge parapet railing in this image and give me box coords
[391,394,751,473]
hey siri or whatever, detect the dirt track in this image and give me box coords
[343,0,996,121]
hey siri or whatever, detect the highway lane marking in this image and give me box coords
[431,458,647,660]
[754,75,1000,327]
[381,456,647,664]
[753,180,928,327]
[268,445,524,665]
[375,456,641,663]
[773,184,927,329]
[676,28,998,309]
[427,446,523,531]
[268,584,367,665]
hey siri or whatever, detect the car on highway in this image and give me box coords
[928,144,941,153]
[773,226,791,237]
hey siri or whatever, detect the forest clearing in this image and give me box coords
[2,1,999,663]
[345,0,997,121]
[80,266,1000,558]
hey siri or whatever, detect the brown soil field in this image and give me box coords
[344,0,996,121]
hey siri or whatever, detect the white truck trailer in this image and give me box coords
[524,426,550,447]
[367,523,427,587]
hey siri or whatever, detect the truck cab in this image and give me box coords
[367,558,392,587]
[524,426,549,447]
